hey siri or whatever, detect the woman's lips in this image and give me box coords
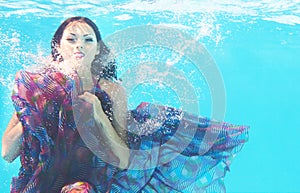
[74,52,85,59]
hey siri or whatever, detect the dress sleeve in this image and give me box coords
[10,70,70,192]
[111,102,249,193]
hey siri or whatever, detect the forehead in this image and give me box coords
[63,21,96,36]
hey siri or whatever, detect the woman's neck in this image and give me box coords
[77,70,96,92]
[81,76,93,91]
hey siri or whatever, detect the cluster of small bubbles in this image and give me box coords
[162,127,171,135]
[0,30,23,120]
[115,40,211,115]
[115,1,226,46]
[0,73,15,90]
[0,30,50,89]
[129,105,168,136]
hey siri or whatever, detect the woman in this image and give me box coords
[3,16,128,192]
[2,16,249,193]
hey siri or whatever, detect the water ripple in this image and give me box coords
[0,0,299,25]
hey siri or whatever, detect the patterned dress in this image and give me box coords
[10,69,249,193]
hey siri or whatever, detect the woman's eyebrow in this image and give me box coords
[67,33,93,37]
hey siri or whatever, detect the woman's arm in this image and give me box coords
[2,111,22,163]
[78,91,129,169]
[109,82,128,144]
[96,79,128,143]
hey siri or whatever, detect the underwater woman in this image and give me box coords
[2,16,249,192]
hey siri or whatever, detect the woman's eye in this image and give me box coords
[66,38,75,42]
[85,38,94,42]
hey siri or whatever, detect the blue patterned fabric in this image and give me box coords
[10,70,249,193]
[111,102,248,193]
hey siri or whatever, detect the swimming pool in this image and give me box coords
[1,1,300,192]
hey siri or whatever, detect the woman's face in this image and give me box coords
[58,21,99,70]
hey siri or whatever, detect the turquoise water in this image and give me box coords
[1,1,300,192]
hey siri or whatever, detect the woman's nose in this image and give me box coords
[76,40,83,49]
[76,44,83,49]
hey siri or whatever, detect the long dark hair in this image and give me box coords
[51,16,117,81]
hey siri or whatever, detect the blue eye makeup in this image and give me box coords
[85,38,94,42]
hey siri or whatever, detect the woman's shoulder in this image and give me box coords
[100,78,123,89]
[14,69,73,94]
[99,79,126,98]
[15,67,64,78]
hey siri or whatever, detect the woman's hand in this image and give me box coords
[78,91,107,124]
[78,91,129,169]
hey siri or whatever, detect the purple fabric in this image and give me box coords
[10,70,249,193]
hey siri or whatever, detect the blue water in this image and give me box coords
[1,1,300,192]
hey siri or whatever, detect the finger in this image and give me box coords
[78,92,100,105]
[78,92,94,103]
[82,91,97,98]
